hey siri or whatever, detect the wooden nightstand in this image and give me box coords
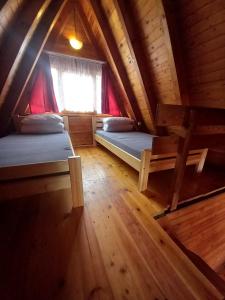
[64,114,95,147]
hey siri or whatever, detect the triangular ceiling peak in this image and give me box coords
[45,0,101,60]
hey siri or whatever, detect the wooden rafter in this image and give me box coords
[0,0,52,108]
[77,1,127,117]
[113,0,157,132]
[89,0,146,128]
[0,0,68,136]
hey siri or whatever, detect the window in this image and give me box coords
[50,54,102,113]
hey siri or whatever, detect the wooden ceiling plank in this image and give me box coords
[0,1,8,11]
[158,0,190,105]
[113,0,157,132]
[45,1,73,50]
[75,4,95,46]
[0,0,68,136]
[76,1,104,59]
[89,0,146,128]
[77,0,128,118]
[0,0,52,108]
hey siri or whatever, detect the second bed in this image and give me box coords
[95,130,205,192]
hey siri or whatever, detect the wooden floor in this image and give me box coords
[0,146,223,300]
[158,193,225,281]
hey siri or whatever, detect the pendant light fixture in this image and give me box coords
[69,5,83,50]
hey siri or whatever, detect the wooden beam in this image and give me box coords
[157,0,189,105]
[0,0,52,108]
[113,0,157,131]
[77,1,127,117]
[170,111,196,211]
[89,0,146,129]
[0,0,68,136]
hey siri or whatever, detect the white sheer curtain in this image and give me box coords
[49,54,102,113]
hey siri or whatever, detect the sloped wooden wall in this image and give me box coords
[0,0,25,44]
[131,0,180,106]
[101,0,155,131]
[177,0,225,108]
[79,0,187,132]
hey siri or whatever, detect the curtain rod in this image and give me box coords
[44,50,106,65]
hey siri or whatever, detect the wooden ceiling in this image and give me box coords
[0,0,224,136]
[45,0,101,60]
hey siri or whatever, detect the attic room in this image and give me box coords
[0,0,225,299]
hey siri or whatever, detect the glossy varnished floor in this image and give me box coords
[159,192,225,281]
[0,146,222,300]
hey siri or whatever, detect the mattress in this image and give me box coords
[96,130,154,159]
[0,131,73,167]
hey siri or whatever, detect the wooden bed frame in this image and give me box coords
[95,133,205,192]
[0,116,84,208]
[96,104,225,210]
[156,104,225,210]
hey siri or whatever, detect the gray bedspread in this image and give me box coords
[96,130,153,159]
[0,131,73,167]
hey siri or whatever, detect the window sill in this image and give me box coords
[60,111,112,117]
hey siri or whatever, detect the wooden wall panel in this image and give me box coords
[101,0,155,132]
[0,0,25,44]
[99,0,186,130]
[131,0,180,106]
[177,0,225,108]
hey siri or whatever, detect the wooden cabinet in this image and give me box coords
[65,115,95,147]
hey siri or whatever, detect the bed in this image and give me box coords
[0,128,83,208]
[95,129,205,192]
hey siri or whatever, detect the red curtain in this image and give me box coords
[29,54,58,114]
[101,65,121,116]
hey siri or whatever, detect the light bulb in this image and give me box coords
[69,38,83,50]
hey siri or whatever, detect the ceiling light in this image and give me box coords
[69,6,83,51]
[69,38,83,50]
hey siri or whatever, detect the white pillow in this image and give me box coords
[103,117,134,125]
[22,114,63,125]
[21,122,64,134]
[103,123,134,132]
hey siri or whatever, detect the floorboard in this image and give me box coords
[158,192,225,281]
[0,146,223,300]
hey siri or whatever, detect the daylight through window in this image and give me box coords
[49,54,102,113]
